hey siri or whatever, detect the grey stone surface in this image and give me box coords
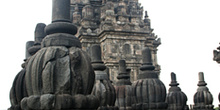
[213,43,220,63]
[192,72,214,110]
[166,72,189,110]
[90,44,117,109]
[71,0,161,83]
[10,0,99,109]
[28,23,46,56]
[35,23,46,44]
[52,0,71,23]
[115,60,132,110]
[25,41,34,59]
[9,25,44,110]
[131,47,167,110]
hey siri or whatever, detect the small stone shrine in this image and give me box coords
[90,44,118,110]
[192,72,214,110]
[166,72,189,110]
[131,47,167,110]
[115,59,132,110]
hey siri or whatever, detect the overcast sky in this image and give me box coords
[0,0,220,109]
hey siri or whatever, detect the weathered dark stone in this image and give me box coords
[193,72,214,110]
[52,0,71,23]
[116,60,131,85]
[35,23,46,44]
[18,0,99,109]
[166,72,189,110]
[90,44,117,109]
[9,40,36,110]
[90,44,106,71]
[25,41,34,59]
[213,43,220,63]
[71,0,161,82]
[28,23,46,55]
[131,47,167,110]
[115,60,132,110]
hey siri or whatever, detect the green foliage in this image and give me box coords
[214,107,219,110]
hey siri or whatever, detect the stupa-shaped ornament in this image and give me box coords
[193,72,214,110]
[20,0,99,109]
[115,59,132,110]
[90,44,118,110]
[166,72,189,110]
[131,47,167,110]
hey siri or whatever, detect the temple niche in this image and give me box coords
[70,0,161,83]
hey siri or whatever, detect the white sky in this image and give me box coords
[0,0,220,109]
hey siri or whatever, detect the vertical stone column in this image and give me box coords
[52,0,70,23]
[166,72,189,110]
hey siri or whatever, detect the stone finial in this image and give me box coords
[166,72,189,110]
[28,23,46,55]
[116,59,131,86]
[198,72,207,86]
[90,44,106,71]
[119,59,127,74]
[52,0,70,23]
[142,47,152,65]
[139,47,156,79]
[170,72,179,86]
[43,0,79,47]
[193,72,214,110]
[145,11,148,18]
[34,23,46,44]
[25,41,34,59]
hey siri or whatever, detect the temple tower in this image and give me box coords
[70,0,161,83]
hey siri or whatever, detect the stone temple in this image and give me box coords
[8,0,220,110]
[70,0,161,83]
